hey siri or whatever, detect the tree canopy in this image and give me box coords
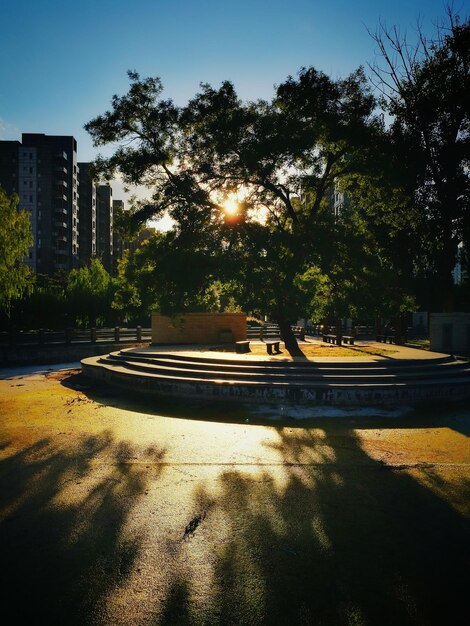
[366,11,470,311]
[0,187,33,318]
[85,10,469,349]
[86,67,382,350]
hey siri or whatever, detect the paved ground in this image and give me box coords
[0,360,469,625]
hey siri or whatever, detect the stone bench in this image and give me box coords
[323,334,338,344]
[235,340,251,353]
[264,340,281,355]
[342,335,355,345]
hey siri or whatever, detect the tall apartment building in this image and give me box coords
[0,140,21,196]
[78,162,97,266]
[0,133,79,274]
[96,184,113,273]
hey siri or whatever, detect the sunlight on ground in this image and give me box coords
[229,343,397,358]
[0,369,469,625]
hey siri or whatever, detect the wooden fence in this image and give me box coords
[0,327,152,347]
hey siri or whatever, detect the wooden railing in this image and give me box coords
[0,327,152,347]
[305,324,376,337]
[246,324,305,340]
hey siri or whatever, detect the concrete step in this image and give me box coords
[81,349,470,406]
[116,349,456,370]
[100,354,470,384]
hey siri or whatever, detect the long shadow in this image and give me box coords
[151,427,469,625]
[62,370,470,437]
[0,431,167,625]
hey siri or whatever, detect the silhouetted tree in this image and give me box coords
[86,68,380,351]
[368,10,470,310]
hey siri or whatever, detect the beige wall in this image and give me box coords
[152,312,247,344]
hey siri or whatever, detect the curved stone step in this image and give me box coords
[118,349,455,370]
[100,354,470,384]
[81,354,470,405]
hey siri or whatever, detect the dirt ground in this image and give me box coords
[0,363,469,626]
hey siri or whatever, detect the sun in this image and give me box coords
[222,198,238,216]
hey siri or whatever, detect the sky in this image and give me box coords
[0,0,462,209]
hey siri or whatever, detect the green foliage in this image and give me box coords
[112,230,232,319]
[5,265,119,330]
[0,187,34,317]
[66,258,117,327]
[5,273,68,331]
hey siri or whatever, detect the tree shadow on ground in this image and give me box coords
[153,426,469,626]
[62,370,470,437]
[0,431,167,625]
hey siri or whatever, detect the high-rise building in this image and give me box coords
[78,163,97,266]
[1,135,126,276]
[96,184,113,273]
[0,140,21,196]
[0,134,79,274]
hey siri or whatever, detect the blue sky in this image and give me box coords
[0,0,459,185]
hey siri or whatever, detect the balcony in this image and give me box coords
[55,151,67,161]
[55,207,67,216]
[56,180,68,188]
[55,249,68,256]
[55,166,67,175]
[55,235,67,243]
[54,221,67,229]
[55,193,67,202]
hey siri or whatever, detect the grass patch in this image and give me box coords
[408,339,431,350]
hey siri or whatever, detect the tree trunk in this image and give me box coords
[276,316,301,355]
[335,318,343,346]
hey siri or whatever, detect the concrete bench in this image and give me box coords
[322,334,338,344]
[342,335,355,345]
[264,340,280,355]
[235,340,251,353]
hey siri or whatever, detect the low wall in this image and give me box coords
[430,312,470,354]
[0,342,149,367]
[151,312,246,344]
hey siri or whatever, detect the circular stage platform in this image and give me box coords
[81,346,470,406]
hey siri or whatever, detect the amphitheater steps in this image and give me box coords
[81,348,470,406]
[99,353,470,385]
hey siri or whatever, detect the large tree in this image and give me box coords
[368,11,470,311]
[0,187,33,319]
[86,68,380,351]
